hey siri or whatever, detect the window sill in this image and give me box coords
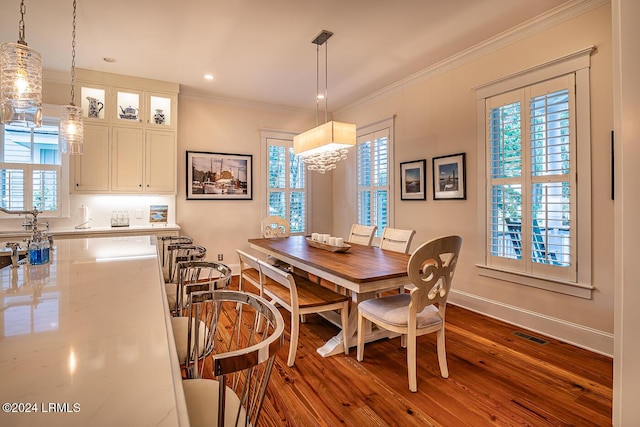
[475,264,594,299]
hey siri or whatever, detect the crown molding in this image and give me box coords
[336,0,610,114]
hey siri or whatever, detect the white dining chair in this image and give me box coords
[261,215,290,238]
[257,259,349,367]
[356,235,462,392]
[378,227,416,294]
[236,249,261,295]
[261,215,293,270]
[348,224,377,246]
[379,227,416,254]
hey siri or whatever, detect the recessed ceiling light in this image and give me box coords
[204,74,214,81]
[103,57,117,63]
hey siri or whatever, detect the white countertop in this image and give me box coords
[0,236,189,426]
[0,224,181,241]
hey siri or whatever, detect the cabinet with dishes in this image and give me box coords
[71,68,178,194]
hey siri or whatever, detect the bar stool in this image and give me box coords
[182,290,284,427]
[158,236,193,282]
[165,244,207,315]
[171,261,233,376]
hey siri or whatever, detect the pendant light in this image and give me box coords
[293,30,356,174]
[59,0,83,155]
[0,0,43,128]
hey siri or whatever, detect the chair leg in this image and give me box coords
[288,311,300,367]
[436,327,449,378]
[407,329,417,392]
[356,311,366,361]
[341,301,349,355]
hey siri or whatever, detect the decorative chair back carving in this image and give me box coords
[261,216,290,238]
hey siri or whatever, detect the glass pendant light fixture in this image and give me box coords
[60,0,83,155]
[293,30,356,174]
[0,0,43,127]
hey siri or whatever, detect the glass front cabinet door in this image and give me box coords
[79,84,108,122]
[148,93,175,128]
[115,88,143,125]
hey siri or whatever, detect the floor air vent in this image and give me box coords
[513,331,548,345]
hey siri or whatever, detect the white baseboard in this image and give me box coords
[449,289,613,357]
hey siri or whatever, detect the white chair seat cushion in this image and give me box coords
[171,317,209,364]
[183,379,248,427]
[358,294,442,329]
[165,283,177,309]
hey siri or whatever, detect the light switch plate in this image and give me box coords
[135,209,143,219]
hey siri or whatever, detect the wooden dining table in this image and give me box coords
[248,235,410,357]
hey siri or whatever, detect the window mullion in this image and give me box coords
[522,87,533,272]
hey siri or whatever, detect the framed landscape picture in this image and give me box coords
[186,151,253,200]
[433,153,466,200]
[400,159,426,200]
[149,205,168,223]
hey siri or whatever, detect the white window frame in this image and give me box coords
[260,129,309,235]
[474,47,594,299]
[0,104,69,219]
[356,117,394,241]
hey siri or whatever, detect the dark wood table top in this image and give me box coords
[248,236,410,284]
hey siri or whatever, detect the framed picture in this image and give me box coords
[433,153,466,200]
[400,159,426,200]
[149,205,168,223]
[186,151,253,200]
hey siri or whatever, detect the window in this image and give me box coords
[263,131,307,234]
[357,118,393,238]
[475,48,593,298]
[488,76,574,279]
[1,114,63,215]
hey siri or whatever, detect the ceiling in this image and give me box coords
[0,0,572,111]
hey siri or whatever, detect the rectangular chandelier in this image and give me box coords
[293,120,356,157]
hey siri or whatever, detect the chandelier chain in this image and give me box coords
[17,0,27,44]
[70,0,77,106]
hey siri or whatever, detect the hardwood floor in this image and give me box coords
[219,280,613,426]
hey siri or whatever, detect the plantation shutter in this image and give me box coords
[486,75,576,282]
[357,128,389,238]
[266,137,306,235]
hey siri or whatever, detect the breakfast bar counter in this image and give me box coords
[0,236,188,426]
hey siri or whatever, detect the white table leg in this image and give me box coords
[316,290,399,357]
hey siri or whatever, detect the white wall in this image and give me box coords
[613,0,640,423]
[174,97,327,264]
[334,4,614,354]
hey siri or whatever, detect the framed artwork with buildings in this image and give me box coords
[432,153,466,200]
[186,151,253,200]
[400,159,426,200]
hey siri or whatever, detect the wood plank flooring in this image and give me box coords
[216,279,613,426]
